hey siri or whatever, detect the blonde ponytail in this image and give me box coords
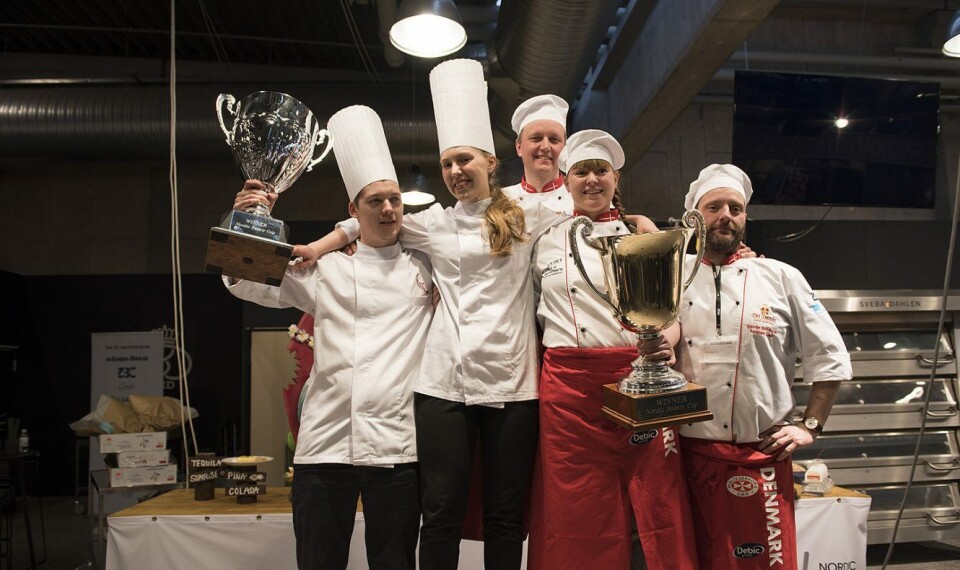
[482,154,527,256]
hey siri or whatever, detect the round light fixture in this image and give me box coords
[390,0,467,58]
[402,190,437,206]
[834,117,849,129]
[945,10,960,57]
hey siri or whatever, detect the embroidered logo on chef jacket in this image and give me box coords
[415,274,429,293]
[726,475,759,497]
[629,429,658,446]
[541,257,563,279]
[733,543,765,559]
[747,305,779,337]
[809,291,826,314]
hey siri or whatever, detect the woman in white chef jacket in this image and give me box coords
[529,130,698,570]
[295,60,565,570]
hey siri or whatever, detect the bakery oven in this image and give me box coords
[792,291,960,544]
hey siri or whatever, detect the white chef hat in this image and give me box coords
[557,129,624,173]
[684,163,753,210]
[327,105,398,202]
[429,59,495,155]
[511,94,568,135]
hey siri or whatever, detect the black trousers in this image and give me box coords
[291,462,420,570]
[414,393,539,570]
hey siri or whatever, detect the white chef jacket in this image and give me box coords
[338,198,565,405]
[224,241,433,466]
[676,254,851,443]
[534,215,636,348]
[503,175,572,214]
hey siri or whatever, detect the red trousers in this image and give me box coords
[681,436,798,570]
[527,347,698,570]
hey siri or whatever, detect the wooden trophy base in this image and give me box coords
[205,227,294,286]
[601,382,713,431]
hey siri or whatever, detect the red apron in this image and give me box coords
[527,347,698,570]
[681,436,798,570]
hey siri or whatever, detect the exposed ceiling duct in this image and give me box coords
[0,84,439,165]
[488,0,622,143]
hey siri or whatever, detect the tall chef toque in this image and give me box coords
[511,94,569,135]
[558,129,624,172]
[429,59,495,155]
[327,105,398,201]
[684,163,754,210]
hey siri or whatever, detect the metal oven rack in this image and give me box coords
[792,291,960,544]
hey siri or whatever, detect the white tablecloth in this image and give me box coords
[107,512,521,570]
[107,495,864,569]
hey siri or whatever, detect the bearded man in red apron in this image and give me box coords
[673,164,852,570]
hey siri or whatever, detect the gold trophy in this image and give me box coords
[569,210,713,430]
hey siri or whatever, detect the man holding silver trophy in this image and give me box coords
[664,164,852,570]
[224,105,432,570]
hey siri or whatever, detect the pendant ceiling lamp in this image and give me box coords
[389,0,468,58]
[944,10,960,57]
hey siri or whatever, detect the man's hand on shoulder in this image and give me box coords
[737,242,764,259]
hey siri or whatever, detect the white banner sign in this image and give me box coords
[89,331,164,515]
[797,495,871,570]
[90,331,163,406]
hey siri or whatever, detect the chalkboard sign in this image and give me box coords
[226,484,262,497]
[224,471,266,483]
[188,470,220,484]
[190,457,223,470]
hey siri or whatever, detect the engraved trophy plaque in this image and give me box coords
[205,91,333,285]
[569,210,713,431]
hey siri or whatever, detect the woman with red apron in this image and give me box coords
[529,129,698,570]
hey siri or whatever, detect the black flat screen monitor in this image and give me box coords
[733,71,939,208]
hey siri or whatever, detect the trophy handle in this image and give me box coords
[306,128,334,173]
[569,216,619,313]
[681,209,707,291]
[216,93,238,145]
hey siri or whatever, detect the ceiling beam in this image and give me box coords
[573,0,780,172]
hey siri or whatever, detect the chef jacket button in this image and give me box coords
[738,269,744,275]
[570,287,576,294]
[722,423,729,429]
[615,225,622,231]
[580,327,587,333]
[735,301,740,306]
[726,381,732,388]
[688,301,693,306]
[569,253,573,258]
[687,339,692,345]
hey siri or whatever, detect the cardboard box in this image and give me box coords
[98,432,167,453]
[116,449,170,468]
[109,464,178,487]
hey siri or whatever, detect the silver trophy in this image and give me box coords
[569,210,713,430]
[205,91,333,285]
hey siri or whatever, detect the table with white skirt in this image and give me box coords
[106,486,866,570]
[105,487,517,570]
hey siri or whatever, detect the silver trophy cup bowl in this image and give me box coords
[216,91,333,218]
[206,91,333,285]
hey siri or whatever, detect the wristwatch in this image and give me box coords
[802,416,823,435]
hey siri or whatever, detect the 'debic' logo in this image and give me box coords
[726,475,759,497]
[733,543,765,559]
[629,429,658,446]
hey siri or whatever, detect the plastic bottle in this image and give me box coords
[18,428,29,453]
